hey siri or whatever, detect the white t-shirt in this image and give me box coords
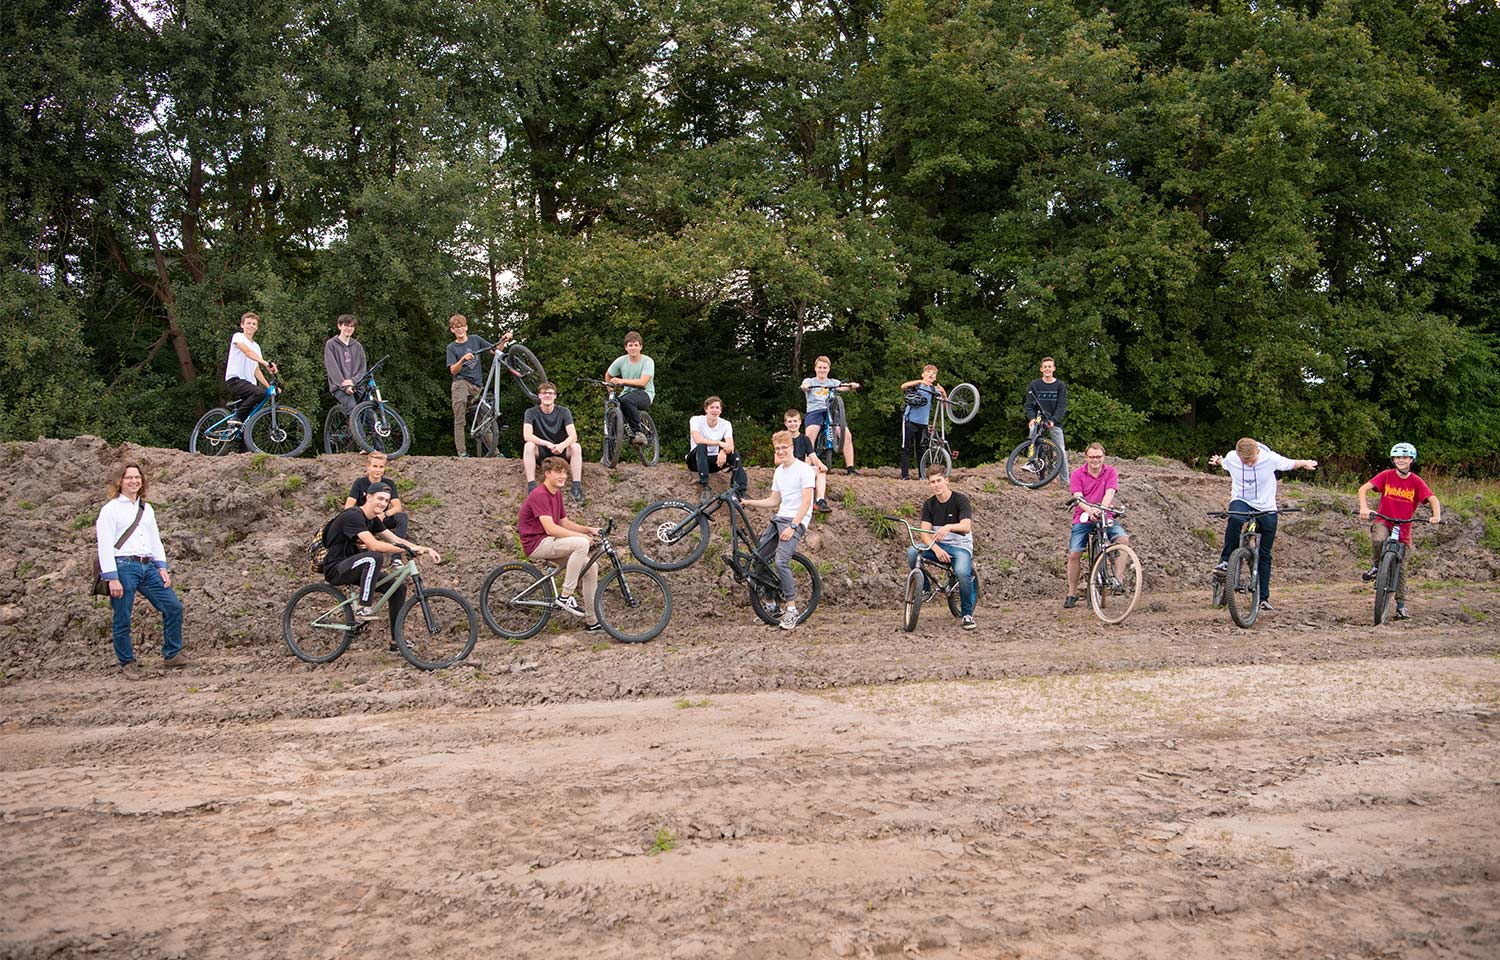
[224,332,260,383]
[1221,443,1297,512]
[689,415,733,455]
[772,458,817,522]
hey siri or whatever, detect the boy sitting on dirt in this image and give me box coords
[898,364,948,481]
[686,396,747,494]
[1357,443,1441,620]
[783,409,830,515]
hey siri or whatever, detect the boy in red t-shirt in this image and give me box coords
[1357,442,1441,620]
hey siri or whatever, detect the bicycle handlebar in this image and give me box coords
[1065,497,1127,517]
[1365,510,1439,526]
[1206,506,1303,518]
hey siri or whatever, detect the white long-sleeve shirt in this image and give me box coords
[95,495,168,580]
[1220,443,1297,512]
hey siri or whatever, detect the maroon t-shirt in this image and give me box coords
[518,484,566,556]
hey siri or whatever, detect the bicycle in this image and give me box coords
[190,372,313,457]
[810,388,858,468]
[1206,505,1302,628]
[479,519,672,643]
[1004,391,1063,487]
[282,551,479,670]
[884,516,981,632]
[469,338,549,457]
[904,383,980,478]
[578,377,659,468]
[322,356,412,458]
[1364,508,1439,625]
[1066,497,1142,625]
[629,487,821,627]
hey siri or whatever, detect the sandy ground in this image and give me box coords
[4,585,1499,960]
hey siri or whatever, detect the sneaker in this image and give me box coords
[961,615,976,630]
[355,605,380,622]
[570,483,586,504]
[1395,604,1411,620]
[527,480,538,493]
[163,652,190,670]
[1212,561,1228,573]
[815,498,831,513]
[388,641,400,652]
[555,595,586,618]
[584,622,605,632]
[845,467,860,476]
[1361,565,1378,582]
[458,452,470,458]
[632,431,647,446]
[1259,600,1274,613]
[779,604,800,631]
[1063,595,1078,609]
[119,662,146,681]
[900,474,910,482]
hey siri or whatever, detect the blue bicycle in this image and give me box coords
[190,372,313,457]
[322,356,411,458]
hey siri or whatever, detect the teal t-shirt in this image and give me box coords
[607,355,656,401]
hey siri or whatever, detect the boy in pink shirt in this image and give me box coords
[1357,442,1441,620]
[1063,442,1131,608]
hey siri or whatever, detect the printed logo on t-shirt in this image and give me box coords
[1382,484,1417,505]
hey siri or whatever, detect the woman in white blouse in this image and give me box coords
[95,462,187,679]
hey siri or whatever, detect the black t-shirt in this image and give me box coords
[920,492,974,551]
[524,404,575,445]
[348,476,400,507]
[791,434,815,462]
[324,507,387,569]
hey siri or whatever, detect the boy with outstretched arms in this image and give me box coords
[800,355,861,474]
[522,381,585,503]
[518,456,603,631]
[739,431,817,630]
[1023,357,1069,489]
[783,409,830,514]
[1357,443,1441,620]
[604,331,655,445]
[1208,438,1318,613]
[446,313,512,457]
[899,364,948,481]
[686,396,747,493]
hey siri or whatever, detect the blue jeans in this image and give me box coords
[906,545,976,617]
[1219,499,1278,602]
[1044,425,1069,488]
[109,559,184,665]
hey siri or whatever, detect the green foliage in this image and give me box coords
[647,826,677,856]
[282,475,305,493]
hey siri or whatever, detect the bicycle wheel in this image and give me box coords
[827,395,847,457]
[1374,550,1399,625]
[350,401,412,459]
[190,408,238,456]
[1005,437,1061,488]
[947,383,980,424]
[393,587,478,670]
[244,405,313,457]
[1088,543,1143,625]
[595,565,672,643]
[323,407,358,455]
[479,562,554,639]
[1226,547,1259,628]
[603,407,626,468]
[474,409,501,458]
[636,412,660,466]
[946,570,964,618]
[902,567,923,632]
[505,344,548,401]
[628,500,710,571]
[919,445,952,479]
[283,583,357,664]
[748,551,821,626]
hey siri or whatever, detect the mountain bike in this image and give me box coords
[885,516,981,632]
[469,339,549,457]
[283,552,479,670]
[629,487,821,626]
[811,389,858,467]
[1067,497,1142,624]
[479,519,672,643]
[904,383,980,478]
[1207,506,1302,628]
[1364,509,1439,625]
[190,372,312,457]
[578,377,659,468]
[1004,392,1062,487]
[322,356,412,458]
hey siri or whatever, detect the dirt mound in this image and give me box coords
[3,437,1495,678]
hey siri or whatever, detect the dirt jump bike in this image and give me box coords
[1004,392,1063,488]
[478,519,672,643]
[322,356,412,458]
[904,384,980,478]
[1207,505,1301,628]
[811,388,857,468]
[885,516,981,632]
[470,338,549,457]
[190,371,312,457]
[629,487,821,627]
[1363,508,1439,625]
[283,551,479,670]
[578,377,659,468]
[1067,497,1143,624]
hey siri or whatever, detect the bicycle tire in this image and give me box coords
[827,394,847,459]
[323,407,358,455]
[350,401,412,459]
[946,570,963,618]
[505,344,548,402]
[1226,547,1259,628]
[244,404,313,458]
[603,407,626,468]
[283,583,356,663]
[628,500,711,571]
[748,551,820,626]
[946,383,980,425]
[479,562,554,639]
[1088,543,1143,625]
[919,445,952,479]
[190,408,238,456]
[1005,437,1061,488]
[636,412,660,466]
[595,565,672,643]
[902,567,923,632]
[393,587,478,670]
[1374,550,1399,625]
[474,411,501,458]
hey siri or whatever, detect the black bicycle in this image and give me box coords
[322,356,412,458]
[578,377,659,468]
[1207,506,1302,628]
[629,488,821,627]
[885,516,981,632]
[479,519,672,643]
[1364,509,1439,625]
[1004,391,1063,488]
[904,383,980,478]
[470,338,549,457]
[190,371,312,457]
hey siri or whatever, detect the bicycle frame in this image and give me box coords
[888,516,965,599]
[311,557,421,634]
[686,491,785,592]
[494,524,644,609]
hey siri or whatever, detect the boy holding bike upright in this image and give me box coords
[739,431,817,630]
[1209,438,1318,613]
[801,356,861,474]
[899,364,947,481]
[445,313,512,457]
[1357,443,1441,620]
[1023,357,1069,489]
